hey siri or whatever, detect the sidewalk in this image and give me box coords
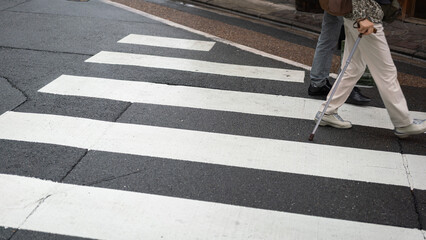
[188,0,426,60]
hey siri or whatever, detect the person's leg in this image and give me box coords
[355,23,412,127]
[309,12,342,88]
[309,13,370,106]
[319,19,425,137]
[319,19,366,115]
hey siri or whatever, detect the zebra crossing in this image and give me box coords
[38,74,426,130]
[0,110,425,189]
[117,34,216,51]
[1,174,424,240]
[84,51,305,82]
[1,31,425,240]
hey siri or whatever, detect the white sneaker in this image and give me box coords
[315,112,352,129]
[394,119,426,138]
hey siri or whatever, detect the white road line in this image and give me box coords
[118,34,216,51]
[0,174,423,240]
[85,51,305,82]
[0,111,425,190]
[405,154,426,190]
[39,75,426,130]
[99,0,329,76]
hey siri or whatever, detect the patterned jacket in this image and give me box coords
[346,0,384,23]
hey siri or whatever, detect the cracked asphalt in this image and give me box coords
[0,0,425,239]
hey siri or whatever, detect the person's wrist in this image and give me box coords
[356,17,367,23]
[357,17,373,24]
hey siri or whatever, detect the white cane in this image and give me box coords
[309,30,375,141]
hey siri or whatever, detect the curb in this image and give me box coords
[184,0,426,61]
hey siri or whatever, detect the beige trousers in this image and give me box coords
[321,18,412,128]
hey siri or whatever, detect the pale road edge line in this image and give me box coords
[98,0,338,79]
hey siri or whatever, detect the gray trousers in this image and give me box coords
[310,12,343,87]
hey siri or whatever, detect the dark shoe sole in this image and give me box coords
[308,86,330,96]
[308,91,328,96]
[345,98,371,106]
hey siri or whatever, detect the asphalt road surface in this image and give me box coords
[0,0,425,239]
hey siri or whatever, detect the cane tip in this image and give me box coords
[308,134,314,141]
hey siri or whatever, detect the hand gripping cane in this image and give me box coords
[308,31,373,142]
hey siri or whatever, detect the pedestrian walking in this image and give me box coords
[309,12,371,105]
[315,0,426,138]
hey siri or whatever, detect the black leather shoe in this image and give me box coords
[345,87,371,105]
[308,79,332,96]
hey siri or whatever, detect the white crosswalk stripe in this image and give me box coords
[0,111,425,190]
[85,51,305,82]
[118,34,216,51]
[1,31,425,240]
[0,174,424,240]
[39,75,426,130]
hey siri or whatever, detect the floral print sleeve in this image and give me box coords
[346,0,384,23]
